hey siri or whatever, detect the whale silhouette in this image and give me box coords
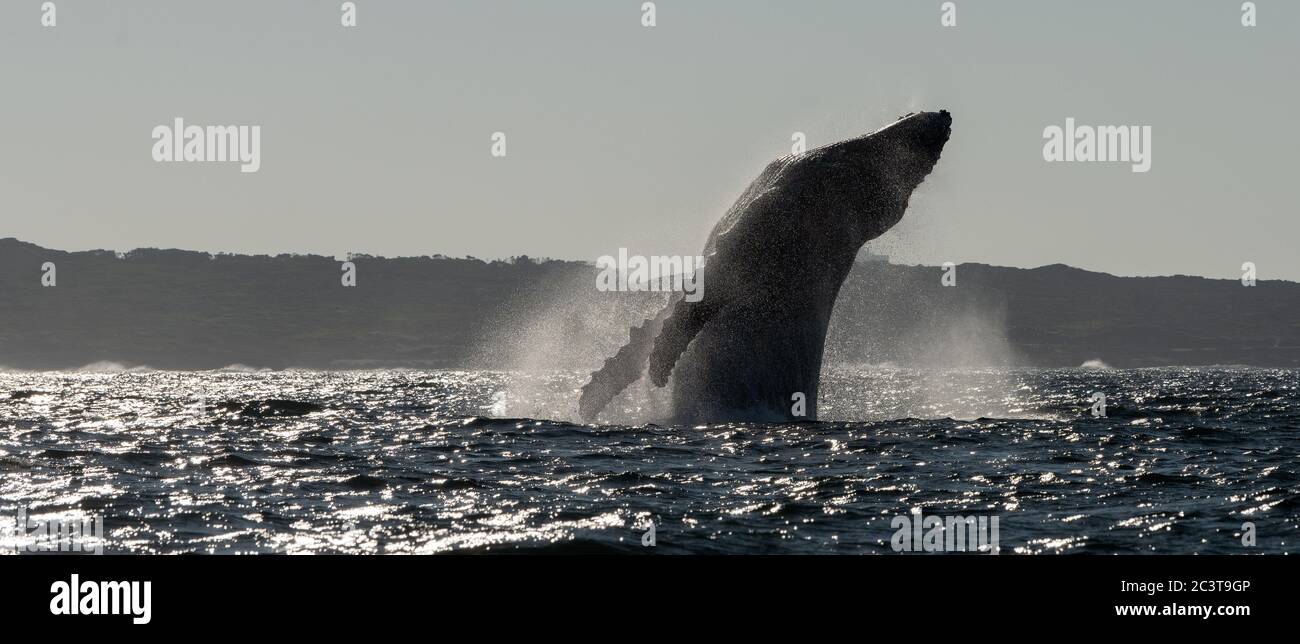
[580,110,952,423]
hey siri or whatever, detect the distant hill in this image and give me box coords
[828,260,1300,368]
[2,238,1298,370]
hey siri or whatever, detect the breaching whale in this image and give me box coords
[579,110,952,423]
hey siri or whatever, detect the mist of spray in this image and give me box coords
[472,264,672,423]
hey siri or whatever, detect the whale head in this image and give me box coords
[789,110,951,244]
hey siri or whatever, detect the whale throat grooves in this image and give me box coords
[580,110,952,423]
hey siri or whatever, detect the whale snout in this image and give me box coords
[867,110,951,195]
[865,110,951,168]
[818,109,951,173]
[791,110,951,241]
[903,110,952,162]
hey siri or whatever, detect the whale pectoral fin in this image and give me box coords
[647,297,716,388]
[578,308,670,422]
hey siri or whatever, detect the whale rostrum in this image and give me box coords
[580,110,952,423]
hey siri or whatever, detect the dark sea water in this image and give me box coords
[1,366,1297,554]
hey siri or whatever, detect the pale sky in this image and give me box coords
[2,1,1296,279]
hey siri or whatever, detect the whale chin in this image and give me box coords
[580,110,952,424]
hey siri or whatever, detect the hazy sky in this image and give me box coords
[2,1,1296,279]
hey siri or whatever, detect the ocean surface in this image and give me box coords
[1,366,1297,554]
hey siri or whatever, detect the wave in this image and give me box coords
[212,364,274,373]
[73,361,156,374]
[1078,359,1112,370]
[1,362,157,374]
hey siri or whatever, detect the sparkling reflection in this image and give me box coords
[0,367,1297,553]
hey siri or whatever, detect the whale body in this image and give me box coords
[580,110,952,423]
